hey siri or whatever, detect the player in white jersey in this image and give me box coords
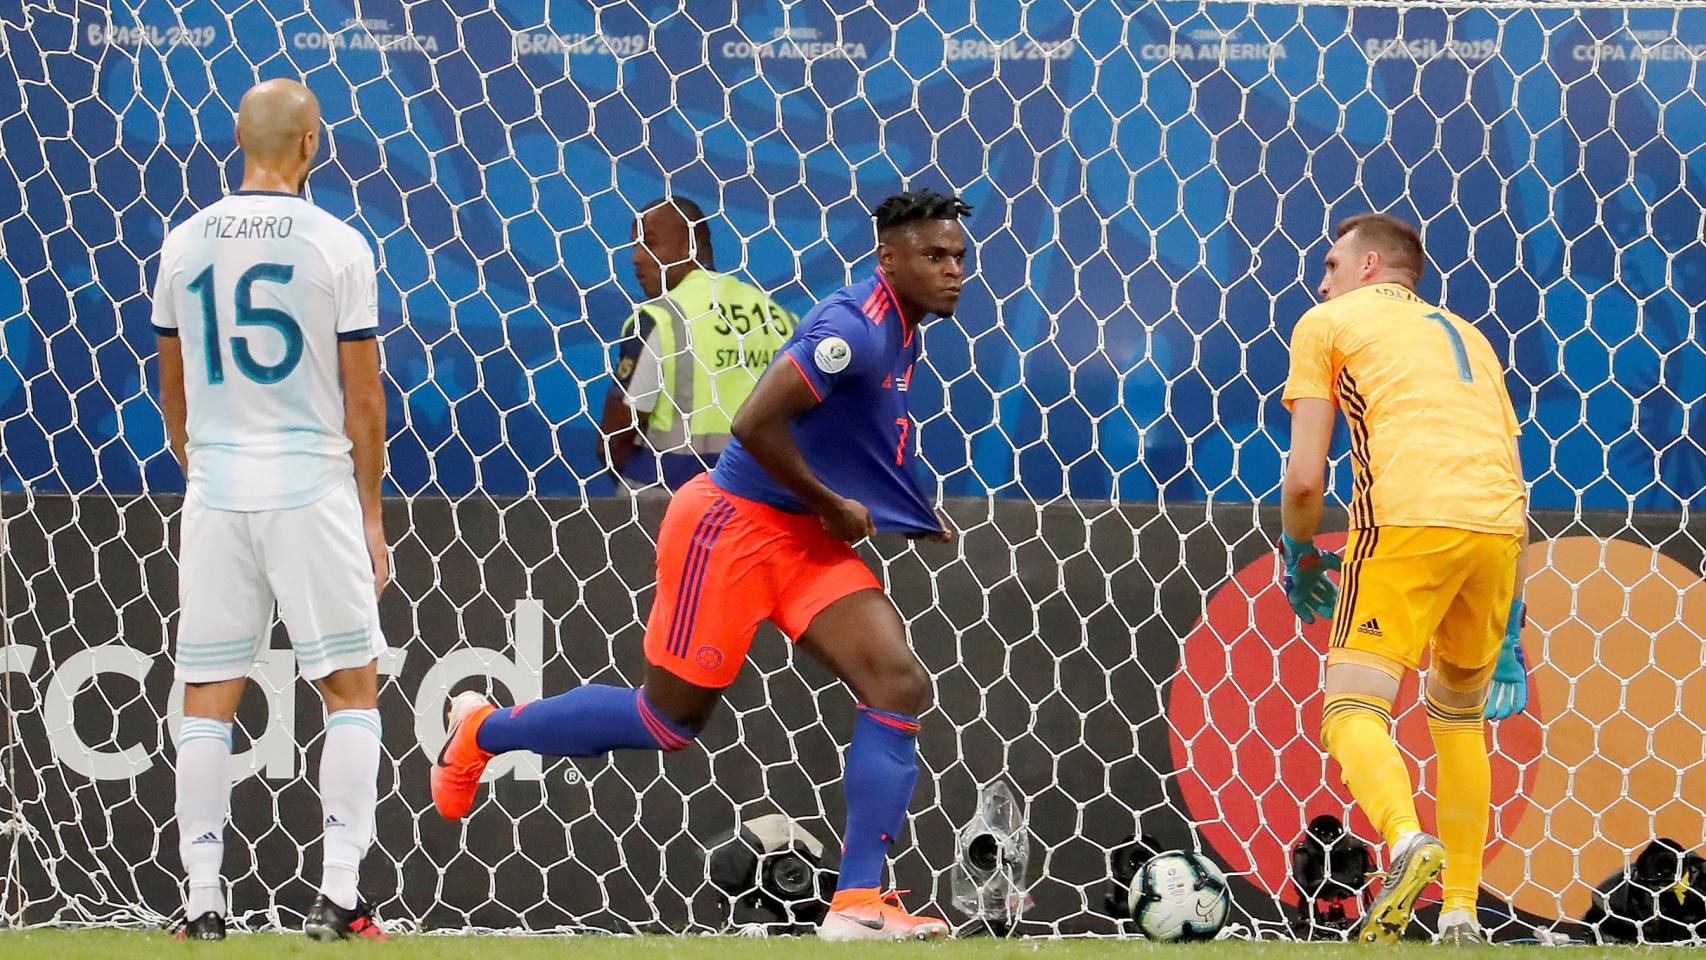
[151,79,389,942]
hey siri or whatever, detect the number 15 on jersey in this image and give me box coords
[186,262,303,385]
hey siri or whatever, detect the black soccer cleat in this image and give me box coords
[304,894,388,941]
[172,911,227,942]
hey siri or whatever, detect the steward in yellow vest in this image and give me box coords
[600,198,797,490]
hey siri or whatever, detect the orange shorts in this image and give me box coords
[643,474,880,688]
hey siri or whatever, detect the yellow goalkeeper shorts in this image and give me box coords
[1327,526,1522,672]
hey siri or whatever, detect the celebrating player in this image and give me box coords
[1278,213,1529,945]
[432,190,967,940]
[152,79,389,941]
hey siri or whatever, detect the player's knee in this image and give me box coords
[891,659,934,716]
[857,655,931,716]
[1318,693,1393,752]
[181,678,245,723]
[314,661,380,712]
[905,667,933,715]
[1427,669,1492,720]
[1431,658,1495,703]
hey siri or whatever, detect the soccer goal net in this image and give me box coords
[2,0,1702,940]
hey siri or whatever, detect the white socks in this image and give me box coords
[1438,908,1476,930]
[1392,829,1424,859]
[177,709,382,915]
[175,717,233,918]
[319,709,382,911]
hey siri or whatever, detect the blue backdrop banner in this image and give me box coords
[3,1,1702,510]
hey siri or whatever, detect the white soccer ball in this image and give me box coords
[1127,850,1230,942]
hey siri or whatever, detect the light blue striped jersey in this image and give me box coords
[151,191,378,511]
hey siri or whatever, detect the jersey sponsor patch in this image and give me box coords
[814,336,851,374]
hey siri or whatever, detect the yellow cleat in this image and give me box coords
[1358,832,1446,944]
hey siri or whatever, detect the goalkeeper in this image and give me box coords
[433,190,965,940]
[1278,213,1530,945]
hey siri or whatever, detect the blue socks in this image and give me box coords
[836,705,921,892]
[475,685,694,758]
[473,690,920,892]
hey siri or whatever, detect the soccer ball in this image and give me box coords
[1127,850,1230,941]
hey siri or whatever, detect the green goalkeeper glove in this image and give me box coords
[1280,533,1341,625]
[1485,598,1529,720]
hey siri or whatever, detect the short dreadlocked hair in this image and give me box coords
[872,190,972,236]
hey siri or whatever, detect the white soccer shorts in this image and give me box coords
[175,478,386,683]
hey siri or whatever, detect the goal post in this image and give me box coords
[1,0,1703,939]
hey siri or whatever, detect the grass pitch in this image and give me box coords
[2,931,1704,960]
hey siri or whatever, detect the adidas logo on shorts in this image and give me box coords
[1356,618,1384,638]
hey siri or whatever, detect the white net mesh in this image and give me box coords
[1,0,1704,941]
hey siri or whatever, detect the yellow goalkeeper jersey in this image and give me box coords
[1282,283,1526,534]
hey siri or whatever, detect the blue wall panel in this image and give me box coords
[2,2,1701,509]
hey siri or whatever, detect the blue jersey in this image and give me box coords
[711,274,942,535]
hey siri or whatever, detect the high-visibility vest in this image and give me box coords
[623,269,798,455]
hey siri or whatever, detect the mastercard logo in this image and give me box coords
[1168,535,1706,922]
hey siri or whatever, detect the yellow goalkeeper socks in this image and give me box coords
[1426,693,1491,915]
[1321,693,1421,848]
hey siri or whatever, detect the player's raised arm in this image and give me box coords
[731,358,874,541]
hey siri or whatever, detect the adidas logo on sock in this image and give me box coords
[1356,617,1384,638]
[191,831,221,845]
[324,814,343,828]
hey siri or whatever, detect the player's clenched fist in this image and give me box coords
[822,495,877,542]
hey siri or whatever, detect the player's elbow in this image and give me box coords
[1283,478,1323,505]
[729,406,760,447]
[1282,468,1323,504]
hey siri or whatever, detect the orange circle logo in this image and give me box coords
[1169,535,1705,923]
[1484,536,1706,918]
